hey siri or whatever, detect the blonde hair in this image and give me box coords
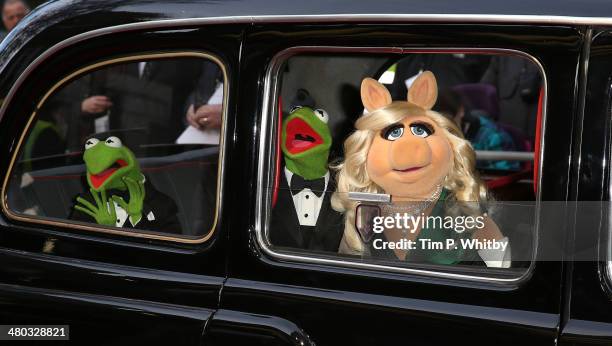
[331,102,489,254]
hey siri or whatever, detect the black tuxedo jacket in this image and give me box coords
[70,179,182,234]
[269,171,344,253]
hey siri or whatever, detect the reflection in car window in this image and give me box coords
[265,52,542,277]
[5,55,225,242]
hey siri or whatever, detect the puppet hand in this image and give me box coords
[74,188,117,226]
[111,176,145,225]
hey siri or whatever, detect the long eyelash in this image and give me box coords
[381,123,404,138]
[410,121,435,134]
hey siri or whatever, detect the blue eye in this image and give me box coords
[382,124,404,141]
[409,123,434,138]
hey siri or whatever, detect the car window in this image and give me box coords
[261,50,543,279]
[3,54,226,242]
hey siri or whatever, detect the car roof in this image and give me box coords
[0,0,608,87]
[10,0,612,44]
[19,0,612,20]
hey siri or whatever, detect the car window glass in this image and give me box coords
[4,55,225,241]
[264,52,543,278]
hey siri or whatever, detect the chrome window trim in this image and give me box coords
[606,72,612,293]
[0,51,229,244]
[255,46,547,284]
[608,215,612,290]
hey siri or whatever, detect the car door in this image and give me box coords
[559,28,612,345]
[221,22,583,345]
[0,21,243,344]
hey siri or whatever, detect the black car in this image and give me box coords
[0,0,611,345]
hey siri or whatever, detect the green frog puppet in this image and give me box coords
[269,106,343,252]
[70,136,181,233]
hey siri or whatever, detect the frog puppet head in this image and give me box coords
[281,106,332,180]
[83,136,142,191]
[73,136,146,227]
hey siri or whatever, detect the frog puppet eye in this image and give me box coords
[382,124,404,141]
[314,108,329,124]
[104,136,123,148]
[409,122,434,138]
[290,105,303,112]
[84,138,99,150]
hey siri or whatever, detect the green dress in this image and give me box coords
[367,189,483,265]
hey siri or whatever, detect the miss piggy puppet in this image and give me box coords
[331,71,511,268]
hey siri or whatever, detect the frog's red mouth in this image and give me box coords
[284,117,323,154]
[89,159,128,189]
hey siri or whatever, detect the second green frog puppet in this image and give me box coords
[269,106,343,252]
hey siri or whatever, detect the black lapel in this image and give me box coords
[311,177,344,252]
[314,177,338,231]
[270,171,304,248]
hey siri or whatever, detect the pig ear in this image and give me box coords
[407,71,438,110]
[361,78,392,112]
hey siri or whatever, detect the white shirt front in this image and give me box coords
[105,200,156,228]
[111,200,135,227]
[284,167,329,227]
[104,176,154,228]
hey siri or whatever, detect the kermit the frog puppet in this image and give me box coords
[269,106,343,252]
[70,136,181,233]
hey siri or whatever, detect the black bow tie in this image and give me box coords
[289,174,325,197]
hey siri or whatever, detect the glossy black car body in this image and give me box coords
[0,1,611,345]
